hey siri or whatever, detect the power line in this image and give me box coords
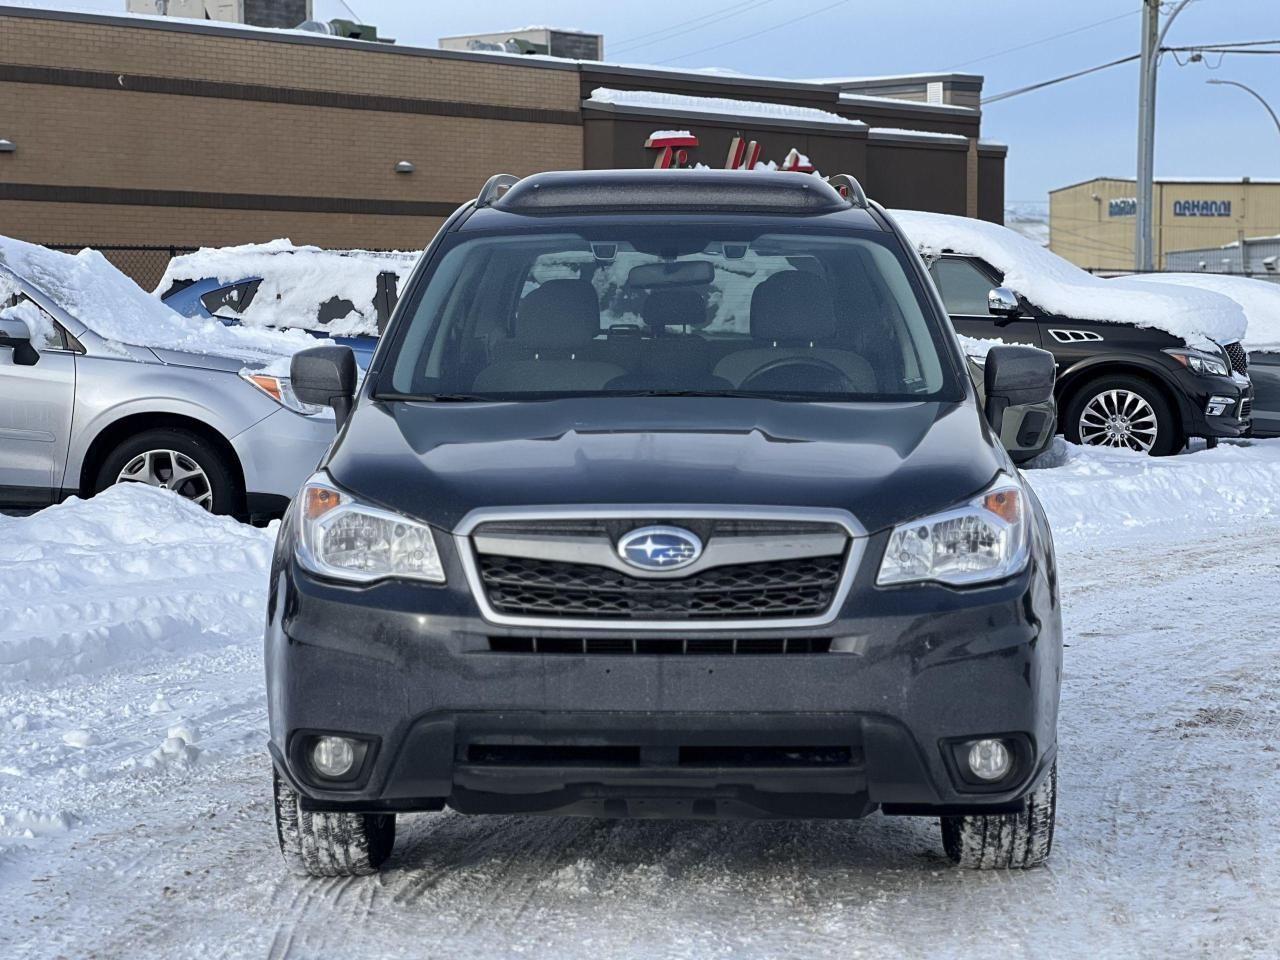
[611,0,778,54]
[947,8,1142,70]
[654,0,850,65]
[982,53,1141,104]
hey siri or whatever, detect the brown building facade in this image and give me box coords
[0,5,1006,272]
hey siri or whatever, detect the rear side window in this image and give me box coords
[385,223,959,403]
[929,258,996,316]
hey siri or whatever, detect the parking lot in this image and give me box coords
[4,440,1278,960]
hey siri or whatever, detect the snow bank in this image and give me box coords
[1024,438,1280,541]
[156,240,420,338]
[0,485,274,685]
[891,209,1248,347]
[1122,273,1280,353]
[588,87,864,127]
[0,235,322,364]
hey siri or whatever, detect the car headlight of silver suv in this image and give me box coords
[240,371,326,416]
[1164,348,1230,378]
[296,474,445,584]
[877,477,1030,587]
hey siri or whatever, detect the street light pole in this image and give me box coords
[1135,0,1194,272]
[1207,79,1280,139]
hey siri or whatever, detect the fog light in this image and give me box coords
[1206,395,1236,417]
[967,738,1012,781]
[311,736,357,779]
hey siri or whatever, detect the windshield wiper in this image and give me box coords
[375,392,503,403]
[610,389,831,402]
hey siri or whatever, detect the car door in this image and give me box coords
[0,303,77,508]
[928,256,1043,348]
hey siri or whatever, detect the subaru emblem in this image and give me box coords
[617,526,703,572]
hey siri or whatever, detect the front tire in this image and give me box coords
[273,769,396,877]
[940,761,1056,869]
[1063,375,1179,456]
[94,427,239,514]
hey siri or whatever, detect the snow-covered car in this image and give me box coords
[156,241,420,368]
[0,236,336,518]
[894,210,1253,455]
[1121,273,1280,439]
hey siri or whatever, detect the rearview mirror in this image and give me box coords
[0,313,38,366]
[983,345,1057,461]
[626,260,715,289]
[291,345,357,429]
[987,287,1020,319]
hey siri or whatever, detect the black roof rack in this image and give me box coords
[491,169,852,215]
[477,173,519,207]
[824,174,868,208]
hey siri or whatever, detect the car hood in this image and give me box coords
[323,396,1005,534]
[148,346,256,373]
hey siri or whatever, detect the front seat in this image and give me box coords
[713,271,877,392]
[474,279,624,392]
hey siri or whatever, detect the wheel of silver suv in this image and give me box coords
[94,426,240,514]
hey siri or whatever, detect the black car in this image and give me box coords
[266,170,1063,876]
[899,215,1252,456]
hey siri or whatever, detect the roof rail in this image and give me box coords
[477,173,520,207]
[825,174,868,208]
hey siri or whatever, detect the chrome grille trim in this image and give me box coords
[453,505,866,632]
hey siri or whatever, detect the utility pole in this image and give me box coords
[1134,0,1194,272]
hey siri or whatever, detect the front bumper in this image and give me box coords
[230,408,336,510]
[1177,370,1252,439]
[265,520,1062,820]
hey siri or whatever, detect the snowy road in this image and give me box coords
[4,441,1280,959]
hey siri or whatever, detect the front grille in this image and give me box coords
[478,553,844,621]
[1225,341,1249,376]
[488,636,834,655]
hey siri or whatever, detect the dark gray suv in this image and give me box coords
[266,170,1063,876]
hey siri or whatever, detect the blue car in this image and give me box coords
[157,244,418,368]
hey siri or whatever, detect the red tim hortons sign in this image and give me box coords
[644,131,816,174]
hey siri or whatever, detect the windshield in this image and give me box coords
[383,223,959,402]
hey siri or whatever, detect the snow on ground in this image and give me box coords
[4,444,1280,958]
[156,240,420,338]
[0,235,323,365]
[891,209,1248,348]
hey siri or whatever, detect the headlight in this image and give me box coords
[240,371,325,416]
[877,478,1030,587]
[1164,348,1229,378]
[296,475,445,584]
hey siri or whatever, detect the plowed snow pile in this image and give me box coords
[4,443,1280,959]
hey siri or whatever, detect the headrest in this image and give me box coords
[750,271,837,342]
[641,289,709,332]
[516,280,600,349]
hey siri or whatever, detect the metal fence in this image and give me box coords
[45,244,198,294]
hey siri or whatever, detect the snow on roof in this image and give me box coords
[157,240,420,338]
[868,127,967,141]
[837,92,976,113]
[587,87,865,127]
[1122,273,1280,353]
[891,209,1248,346]
[0,234,322,364]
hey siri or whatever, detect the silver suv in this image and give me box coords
[0,240,335,517]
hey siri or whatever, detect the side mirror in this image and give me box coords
[983,345,1057,461]
[0,314,38,366]
[987,286,1021,320]
[291,345,357,429]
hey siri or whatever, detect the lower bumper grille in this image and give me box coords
[488,636,833,655]
[1240,397,1253,420]
[478,553,844,621]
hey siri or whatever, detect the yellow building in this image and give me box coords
[1049,176,1280,272]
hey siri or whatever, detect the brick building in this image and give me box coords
[0,5,1007,275]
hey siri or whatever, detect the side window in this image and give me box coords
[929,258,996,316]
[4,295,66,350]
[200,279,261,317]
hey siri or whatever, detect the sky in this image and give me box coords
[23,0,1280,210]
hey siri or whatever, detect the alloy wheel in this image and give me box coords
[1077,389,1158,453]
[116,449,214,509]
